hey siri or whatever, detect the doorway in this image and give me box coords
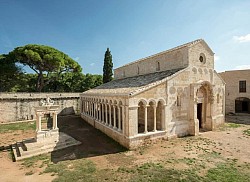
[235,97,250,113]
[197,103,202,129]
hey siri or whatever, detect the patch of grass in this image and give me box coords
[243,128,250,136]
[179,157,196,165]
[205,162,250,182]
[0,122,35,133]
[131,162,203,182]
[25,171,34,175]
[226,123,242,128]
[44,159,96,182]
[21,154,50,168]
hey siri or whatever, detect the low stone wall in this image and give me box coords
[0,93,80,123]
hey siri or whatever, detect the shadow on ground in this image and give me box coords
[226,114,250,125]
[51,115,127,163]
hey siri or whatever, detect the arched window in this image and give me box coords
[156,101,164,130]
[177,95,181,107]
[217,94,220,103]
[138,101,146,133]
[156,62,160,71]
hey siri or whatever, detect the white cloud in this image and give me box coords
[233,34,250,43]
[74,57,80,61]
[214,55,220,61]
[90,63,95,66]
[234,65,250,70]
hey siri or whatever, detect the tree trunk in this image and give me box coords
[36,72,44,92]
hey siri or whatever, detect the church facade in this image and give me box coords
[80,39,225,149]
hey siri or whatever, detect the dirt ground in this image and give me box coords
[0,115,250,182]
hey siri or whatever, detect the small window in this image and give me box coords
[239,80,246,93]
[199,53,206,64]
[156,62,160,71]
[123,70,125,77]
[137,66,140,75]
[177,95,181,106]
[217,94,220,103]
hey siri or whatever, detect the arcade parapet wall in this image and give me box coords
[0,93,80,123]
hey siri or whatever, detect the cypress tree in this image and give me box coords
[103,48,113,83]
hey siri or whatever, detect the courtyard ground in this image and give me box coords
[0,115,250,182]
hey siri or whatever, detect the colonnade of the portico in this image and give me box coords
[81,97,125,132]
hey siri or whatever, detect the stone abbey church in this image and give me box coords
[80,39,225,149]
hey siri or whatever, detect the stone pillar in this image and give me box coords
[89,101,91,116]
[113,105,117,129]
[118,106,121,131]
[93,102,96,119]
[109,104,112,127]
[53,112,58,130]
[128,105,138,137]
[102,103,105,123]
[144,105,148,133]
[36,112,42,132]
[153,104,157,132]
[122,105,126,134]
[97,103,100,121]
[105,104,108,125]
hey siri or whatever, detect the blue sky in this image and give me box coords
[0,0,250,74]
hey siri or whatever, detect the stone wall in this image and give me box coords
[114,47,188,79]
[0,93,80,123]
[219,69,250,114]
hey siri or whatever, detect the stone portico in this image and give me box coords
[80,39,225,149]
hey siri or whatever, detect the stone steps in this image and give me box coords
[11,132,81,161]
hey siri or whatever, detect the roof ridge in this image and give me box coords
[115,39,203,70]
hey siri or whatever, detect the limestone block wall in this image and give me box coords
[114,47,188,79]
[0,93,80,123]
[188,41,214,69]
[219,69,250,114]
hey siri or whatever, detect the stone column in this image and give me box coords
[92,102,94,118]
[122,105,125,134]
[102,103,105,123]
[93,102,96,119]
[105,104,108,125]
[144,105,148,133]
[113,105,117,129]
[84,101,87,114]
[53,112,58,130]
[99,103,101,121]
[89,101,91,116]
[118,106,121,131]
[36,112,42,132]
[97,103,99,121]
[109,104,112,127]
[153,104,157,132]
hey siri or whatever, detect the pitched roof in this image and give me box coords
[115,39,204,70]
[82,68,183,96]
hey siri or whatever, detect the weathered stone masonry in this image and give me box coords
[80,39,225,149]
[0,93,80,123]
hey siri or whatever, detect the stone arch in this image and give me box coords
[118,101,123,131]
[147,101,155,132]
[157,98,166,106]
[195,81,213,132]
[156,61,160,71]
[113,100,118,128]
[156,100,164,130]
[235,97,250,113]
[138,101,146,133]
